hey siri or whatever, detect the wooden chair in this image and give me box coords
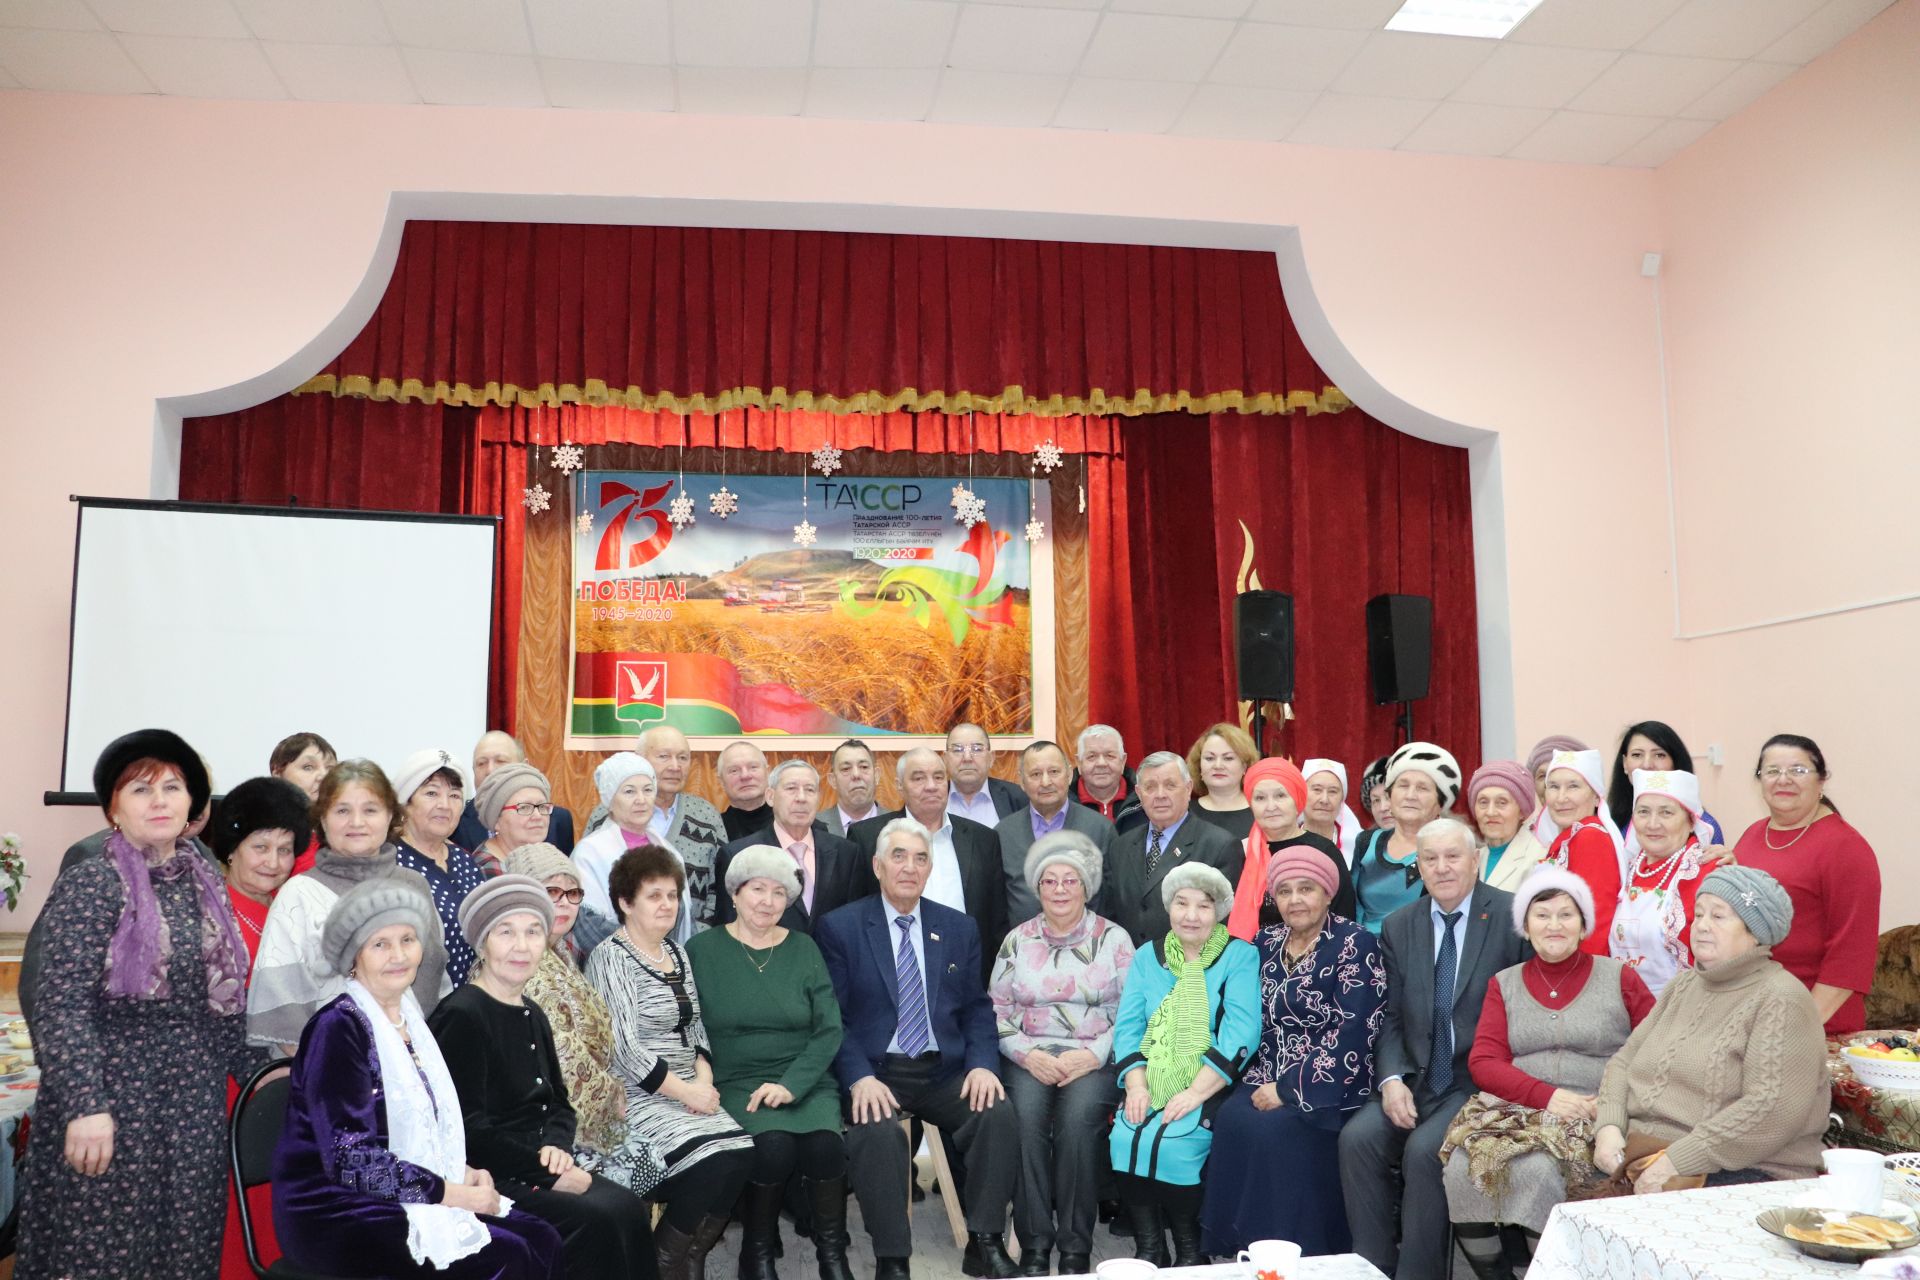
[902,1118,1018,1254]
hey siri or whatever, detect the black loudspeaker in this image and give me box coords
[1234,591,1295,703]
[1366,594,1433,704]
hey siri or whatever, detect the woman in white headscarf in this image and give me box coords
[1610,770,1712,997]
[1540,750,1624,955]
[572,754,690,944]
[1299,759,1362,867]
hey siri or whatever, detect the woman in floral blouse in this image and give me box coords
[1200,843,1386,1258]
[989,831,1135,1278]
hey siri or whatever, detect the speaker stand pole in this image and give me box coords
[1249,699,1264,756]
[1395,701,1414,747]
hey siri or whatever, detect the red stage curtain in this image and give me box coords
[295,223,1348,419]
[473,403,1122,455]
[1088,411,1481,783]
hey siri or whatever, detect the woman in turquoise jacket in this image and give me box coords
[1109,862,1260,1267]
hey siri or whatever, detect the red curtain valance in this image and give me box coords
[476,404,1122,454]
[296,222,1350,419]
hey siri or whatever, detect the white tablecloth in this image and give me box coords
[1531,1177,1919,1279]
[1065,1260,1386,1280]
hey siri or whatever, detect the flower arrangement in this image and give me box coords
[0,834,24,911]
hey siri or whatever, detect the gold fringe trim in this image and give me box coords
[290,374,1352,418]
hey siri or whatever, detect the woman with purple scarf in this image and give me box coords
[16,729,265,1279]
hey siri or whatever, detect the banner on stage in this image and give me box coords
[567,471,1056,751]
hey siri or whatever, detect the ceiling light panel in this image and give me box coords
[1385,0,1548,40]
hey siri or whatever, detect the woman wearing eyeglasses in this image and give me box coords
[1729,734,1881,1034]
[501,843,667,1196]
[472,763,556,878]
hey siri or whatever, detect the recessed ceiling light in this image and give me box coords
[1384,0,1548,40]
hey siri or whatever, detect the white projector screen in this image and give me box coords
[61,500,498,799]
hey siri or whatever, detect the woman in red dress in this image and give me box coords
[206,776,311,1279]
[1731,734,1880,1035]
[1540,750,1624,955]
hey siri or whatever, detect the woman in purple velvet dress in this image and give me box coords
[272,879,563,1278]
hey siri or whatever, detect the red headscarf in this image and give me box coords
[1228,757,1307,940]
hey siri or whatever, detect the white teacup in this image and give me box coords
[1236,1239,1302,1280]
[1094,1259,1156,1280]
[1825,1149,1886,1212]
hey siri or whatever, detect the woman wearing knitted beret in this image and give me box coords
[1110,863,1259,1267]
[470,761,555,879]
[1203,843,1386,1259]
[1465,762,1548,893]
[1592,866,1829,1194]
[989,831,1134,1277]
[1350,743,1461,933]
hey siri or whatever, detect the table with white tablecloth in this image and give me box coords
[1064,1258,1386,1280]
[1531,1177,1919,1279]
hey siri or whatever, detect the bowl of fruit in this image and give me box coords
[1846,1034,1920,1091]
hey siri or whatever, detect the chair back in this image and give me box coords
[230,1059,291,1276]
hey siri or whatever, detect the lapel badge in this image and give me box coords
[930,932,941,942]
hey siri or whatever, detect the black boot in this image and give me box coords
[804,1176,855,1280]
[656,1219,697,1280]
[687,1215,731,1280]
[962,1233,1018,1279]
[738,1184,785,1280]
[1120,1188,1169,1267]
[1166,1204,1206,1267]
[1016,1245,1050,1276]
[1058,1254,1090,1275]
[1453,1225,1515,1280]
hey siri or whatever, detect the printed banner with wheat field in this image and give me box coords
[566,471,1056,750]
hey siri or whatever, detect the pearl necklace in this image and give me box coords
[1632,841,1692,895]
[623,928,670,968]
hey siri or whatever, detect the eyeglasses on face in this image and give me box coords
[545,886,585,905]
[508,802,556,817]
[1757,766,1816,781]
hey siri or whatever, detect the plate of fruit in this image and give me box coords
[1847,1034,1920,1091]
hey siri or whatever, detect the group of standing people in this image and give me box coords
[13,715,1880,1280]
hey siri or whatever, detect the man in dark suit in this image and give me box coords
[816,818,1020,1280]
[945,722,1027,826]
[823,738,883,837]
[453,730,576,854]
[714,758,873,931]
[850,747,1007,974]
[1338,817,1529,1280]
[996,740,1116,925]
[1099,751,1242,946]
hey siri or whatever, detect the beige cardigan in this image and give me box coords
[1479,826,1550,893]
[1596,946,1828,1179]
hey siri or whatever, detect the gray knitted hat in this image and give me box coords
[1160,861,1234,921]
[1698,866,1794,947]
[503,842,577,885]
[321,879,435,978]
[1024,830,1104,900]
[456,874,556,948]
[475,763,550,831]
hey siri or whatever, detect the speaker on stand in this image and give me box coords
[1234,590,1294,757]
[1366,593,1432,746]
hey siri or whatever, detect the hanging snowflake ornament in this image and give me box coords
[954,489,987,528]
[1033,440,1064,473]
[575,511,594,535]
[1078,484,1086,514]
[1024,519,1045,543]
[668,493,695,530]
[793,519,818,548]
[709,486,739,518]
[811,443,844,477]
[551,443,585,475]
[950,482,971,509]
[522,483,550,515]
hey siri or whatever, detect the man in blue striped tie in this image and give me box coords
[817,817,1021,1280]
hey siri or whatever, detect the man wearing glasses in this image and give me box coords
[946,722,1028,825]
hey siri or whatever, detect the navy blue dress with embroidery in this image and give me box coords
[272,994,563,1279]
[396,841,490,985]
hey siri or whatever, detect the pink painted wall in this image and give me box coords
[0,62,1698,926]
[1654,0,1920,917]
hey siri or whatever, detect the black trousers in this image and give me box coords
[655,1147,755,1232]
[504,1170,658,1279]
[843,1055,1019,1259]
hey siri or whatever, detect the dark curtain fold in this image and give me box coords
[299,223,1348,418]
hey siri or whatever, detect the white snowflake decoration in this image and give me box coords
[709,486,739,518]
[793,519,818,548]
[1024,519,1045,544]
[522,483,550,515]
[1078,484,1086,514]
[668,493,695,530]
[575,511,594,535]
[551,443,585,475]
[1033,440,1064,473]
[811,444,844,477]
[954,489,987,528]
[950,482,970,509]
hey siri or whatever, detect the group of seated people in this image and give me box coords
[13,715,1878,1280]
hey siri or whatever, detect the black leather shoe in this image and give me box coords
[963,1233,1019,1279]
[874,1258,911,1280]
[1016,1247,1049,1276]
[1058,1254,1091,1275]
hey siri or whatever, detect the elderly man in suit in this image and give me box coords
[1100,751,1242,946]
[851,747,1007,973]
[816,818,1021,1280]
[824,738,882,837]
[1338,817,1529,1280]
[634,725,728,930]
[997,740,1116,925]
[453,730,577,854]
[946,722,1027,827]
[715,758,873,931]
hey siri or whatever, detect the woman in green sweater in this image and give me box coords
[686,845,848,1280]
